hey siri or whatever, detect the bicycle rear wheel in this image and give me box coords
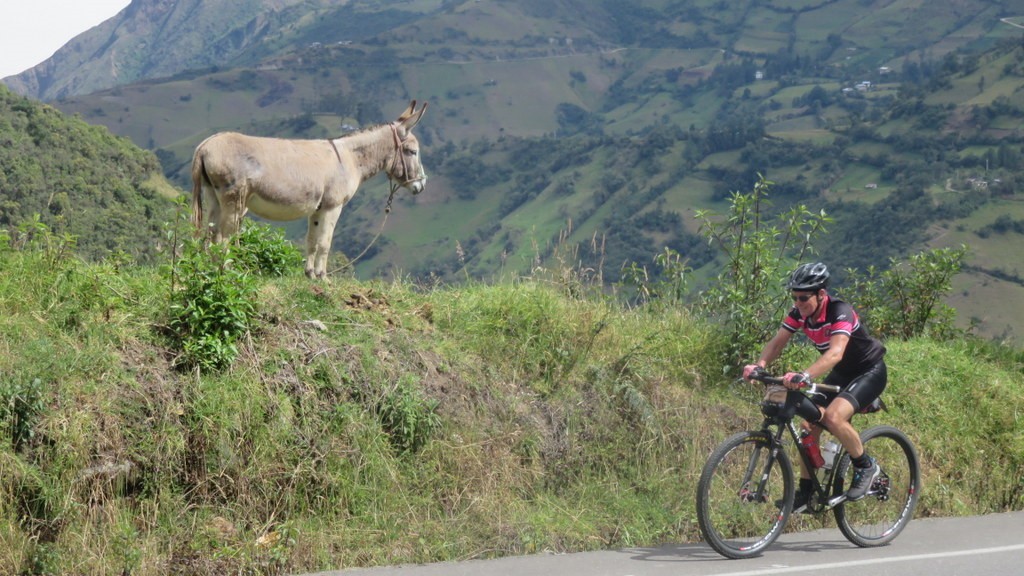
[833,425,920,547]
[696,430,794,559]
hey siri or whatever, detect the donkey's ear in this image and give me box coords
[405,102,427,130]
[396,100,417,123]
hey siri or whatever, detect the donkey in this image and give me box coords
[191,100,428,279]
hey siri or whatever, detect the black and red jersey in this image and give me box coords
[782,293,885,376]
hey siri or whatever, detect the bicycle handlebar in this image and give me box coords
[747,370,842,395]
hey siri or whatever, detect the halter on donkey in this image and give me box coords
[191,100,428,279]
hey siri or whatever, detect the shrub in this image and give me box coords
[164,221,300,372]
[376,375,441,454]
[840,246,968,341]
[167,239,258,372]
[233,222,304,277]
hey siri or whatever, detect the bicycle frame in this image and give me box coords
[758,414,849,514]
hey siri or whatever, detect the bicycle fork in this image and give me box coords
[738,439,776,504]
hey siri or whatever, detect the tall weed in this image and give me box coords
[527,222,606,300]
[619,247,692,308]
[10,214,77,267]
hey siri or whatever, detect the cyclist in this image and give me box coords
[743,262,887,506]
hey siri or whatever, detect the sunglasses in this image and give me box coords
[791,293,815,303]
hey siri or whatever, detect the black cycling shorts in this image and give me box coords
[816,361,888,412]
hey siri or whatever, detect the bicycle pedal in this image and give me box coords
[872,473,891,500]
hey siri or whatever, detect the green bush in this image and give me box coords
[377,375,441,454]
[165,222,300,371]
[167,239,258,372]
[840,246,968,341]
[233,222,304,277]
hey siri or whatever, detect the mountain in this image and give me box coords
[4,0,1024,340]
[2,0,443,102]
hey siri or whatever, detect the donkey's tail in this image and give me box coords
[190,144,207,233]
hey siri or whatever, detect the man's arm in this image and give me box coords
[804,332,849,380]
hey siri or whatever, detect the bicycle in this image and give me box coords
[695,370,920,559]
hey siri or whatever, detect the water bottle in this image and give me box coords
[799,430,824,468]
[822,440,840,470]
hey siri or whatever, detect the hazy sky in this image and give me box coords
[0,0,131,79]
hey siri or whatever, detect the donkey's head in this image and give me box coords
[388,100,429,194]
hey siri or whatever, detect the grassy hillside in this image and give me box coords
[0,85,176,262]
[0,228,1022,574]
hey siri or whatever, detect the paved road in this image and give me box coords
[304,511,1024,576]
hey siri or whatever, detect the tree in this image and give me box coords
[695,175,833,370]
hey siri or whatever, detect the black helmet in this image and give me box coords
[787,262,830,291]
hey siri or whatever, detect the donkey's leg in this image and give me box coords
[303,226,317,279]
[215,182,249,242]
[306,205,344,279]
[201,187,222,241]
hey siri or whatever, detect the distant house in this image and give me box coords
[856,81,872,91]
[755,70,764,80]
[879,66,891,75]
[865,183,878,189]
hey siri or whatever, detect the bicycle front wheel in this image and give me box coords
[696,430,794,559]
[833,425,920,547]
